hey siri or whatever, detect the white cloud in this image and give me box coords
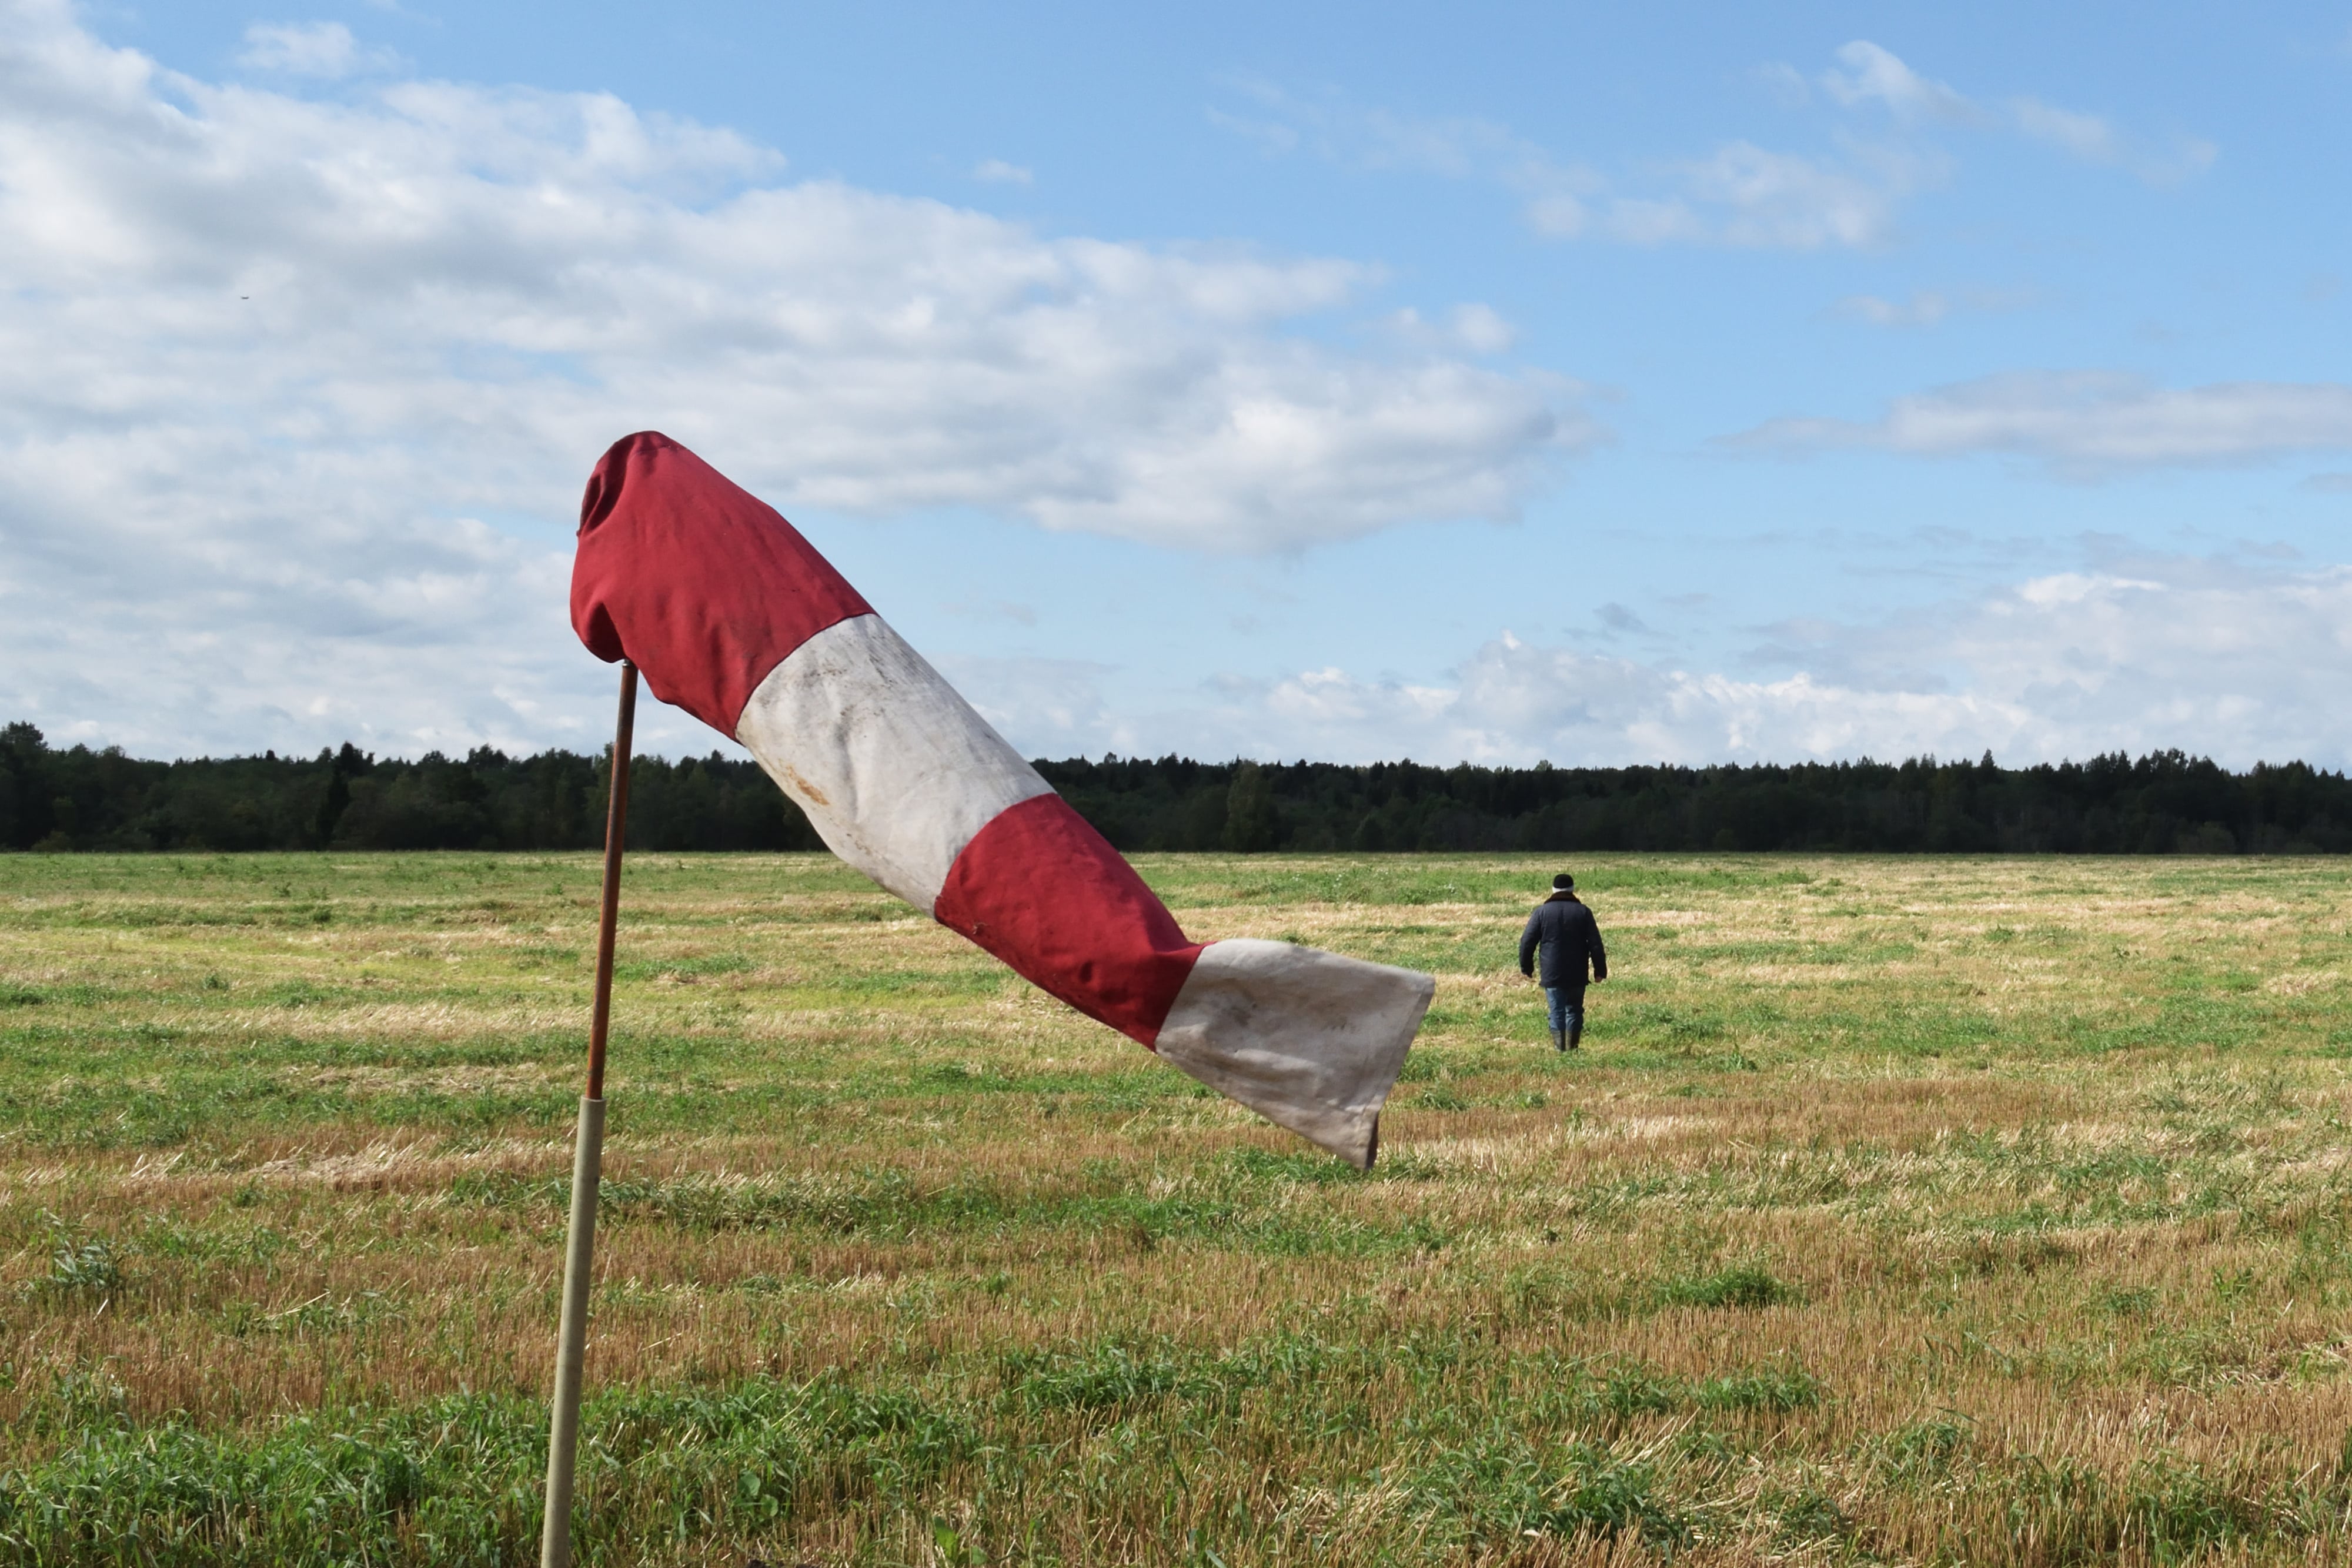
[0,0,1582,757]
[2007,97,2115,161]
[1754,61,1812,108]
[1381,303,1519,353]
[941,656,1132,755]
[1818,41,1976,123]
[1833,285,2036,328]
[1223,42,2207,256]
[237,20,396,78]
[972,158,1033,184]
[1212,80,1605,236]
[1838,291,1952,327]
[963,560,2352,769]
[1676,141,1903,249]
[1215,79,1912,251]
[1733,372,2352,471]
[1210,85,1541,181]
[2008,96,2214,183]
[1806,41,2211,186]
[1188,640,2022,767]
[1446,303,1516,354]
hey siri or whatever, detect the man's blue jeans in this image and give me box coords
[1545,985,1586,1036]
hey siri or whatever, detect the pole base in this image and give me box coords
[540,1095,606,1568]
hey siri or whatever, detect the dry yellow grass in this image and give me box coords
[3,850,2351,1564]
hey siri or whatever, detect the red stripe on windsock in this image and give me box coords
[566,430,1425,1167]
[933,794,1205,1045]
[572,432,871,734]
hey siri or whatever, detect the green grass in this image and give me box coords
[5,850,2352,1564]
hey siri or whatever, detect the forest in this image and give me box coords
[5,721,2349,856]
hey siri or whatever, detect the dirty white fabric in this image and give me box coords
[734,613,1053,911]
[1154,938,1434,1169]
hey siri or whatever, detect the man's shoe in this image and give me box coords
[1566,1024,1582,1051]
[1550,1028,1565,1052]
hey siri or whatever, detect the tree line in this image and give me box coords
[4,721,2350,856]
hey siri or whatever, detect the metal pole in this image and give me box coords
[541,660,636,1568]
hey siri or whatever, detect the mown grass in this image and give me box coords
[4,850,2352,1564]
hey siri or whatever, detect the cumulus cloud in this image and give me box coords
[1381,303,1519,353]
[237,20,398,78]
[1732,372,2352,472]
[1200,640,2009,767]
[940,655,1134,756]
[971,158,1032,183]
[0,0,1581,756]
[960,560,2352,770]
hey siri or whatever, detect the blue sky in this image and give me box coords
[5,0,2350,765]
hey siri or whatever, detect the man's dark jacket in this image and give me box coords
[1519,893,1607,988]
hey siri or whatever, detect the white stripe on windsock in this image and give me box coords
[1154,939,1434,1166]
[577,429,1438,1168]
[734,613,1053,912]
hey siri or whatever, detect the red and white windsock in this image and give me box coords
[570,432,1433,1168]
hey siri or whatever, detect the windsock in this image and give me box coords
[570,432,1432,1166]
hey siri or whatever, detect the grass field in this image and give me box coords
[4,851,2352,1566]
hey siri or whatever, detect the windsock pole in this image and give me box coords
[540,660,637,1568]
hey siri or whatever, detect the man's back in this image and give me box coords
[1519,895,1606,986]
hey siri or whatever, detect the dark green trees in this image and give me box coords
[2,723,2347,855]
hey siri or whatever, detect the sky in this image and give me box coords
[4,0,2350,768]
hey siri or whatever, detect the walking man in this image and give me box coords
[1519,872,1607,1051]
